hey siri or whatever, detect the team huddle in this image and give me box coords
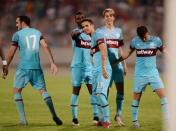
[0,8,168,129]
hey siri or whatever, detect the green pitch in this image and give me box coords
[0,72,163,131]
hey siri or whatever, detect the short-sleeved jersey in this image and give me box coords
[71,28,92,71]
[12,27,42,69]
[130,36,163,76]
[91,28,111,70]
[96,27,124,68]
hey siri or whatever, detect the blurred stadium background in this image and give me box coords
[0,0,164,71]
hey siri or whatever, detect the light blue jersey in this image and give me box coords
[98,26,124,66]
[91,29,111,71]
[12,27,42,69]
[130,36,163,76]
[70,28,93,87]
[71,28,92,71]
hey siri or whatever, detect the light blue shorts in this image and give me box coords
[71,67,92,87]
[92,68,112,97]
[109,65,124,87]
[14,68,46,90]
[133,75,164,93]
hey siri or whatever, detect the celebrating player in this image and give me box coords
[6,15,63,125]
[70,12,98,126]
[81,18,112,128]
[99,8,127,126]
[113,26,168,128]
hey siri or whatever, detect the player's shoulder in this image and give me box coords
[132,36,140,43]
[115,27,122,32]
[94,27,104,36]
[150,35,161,42]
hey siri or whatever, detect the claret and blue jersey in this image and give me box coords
[71,28,92,71]
[12,27,42,69]
[130,36,163,76]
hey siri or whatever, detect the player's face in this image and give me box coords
[143,32,150,41]
[81,21,94,35]
[75,14,85,25]
[104,12,115,25]
[16,18,22,30]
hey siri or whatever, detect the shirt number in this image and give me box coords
[25,35,36,50]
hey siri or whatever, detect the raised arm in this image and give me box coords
[40,38,58,75]
[98,43,108,79]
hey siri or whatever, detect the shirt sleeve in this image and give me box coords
[130,39,135,50]
[156,37,164,51]
[11,32,19,46]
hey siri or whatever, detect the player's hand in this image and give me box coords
[102,67,108,79]
[2,65,8,79]
[50,63,58,75]
[111,58,121,69]
[123,65,128,76]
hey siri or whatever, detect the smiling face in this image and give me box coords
[104,11,115,25]
[81,21,94,35]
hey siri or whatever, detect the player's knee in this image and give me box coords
[14,92,22,101]
[13,88,22,94]
[73,87,81,95]
[116,82,124,93]
[41,91,50,99]
[86,84,92,94]
[97,93,108,106]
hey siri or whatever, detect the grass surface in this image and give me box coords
[0,72,163,131]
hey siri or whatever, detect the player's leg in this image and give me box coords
[96,69,112,128]
[85,71,99,124]
[131,76,147,128]
[39,89,62,125]
[131,92,142,128]
[30,69,62,125]
[14,88,27,125]
[71,68,82,126]
[112,66,125,126]
[86,83,99,124]
[13,69,28,125]
[150,76,168,121]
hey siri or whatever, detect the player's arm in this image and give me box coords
[6,44,18,66]
[118,47,127,75]
[113,48,134,66]
[71,30,82,40]
[98,43,108,79]
[40,38,58,75]
[0,46,8,79]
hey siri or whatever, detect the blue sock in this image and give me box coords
[90,94,98,117]
[116,93,124,116]
[95,95,104,122]
[71,94,78,119]
[14,93,26,122]
[160,97,169,120]
[42,91,57,118]
[97,94,110,122]
[131,99,139,122]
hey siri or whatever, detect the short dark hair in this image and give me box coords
[137,26,148,40]
[17,15,31,26]
[81,18,94,25]
[75,11,84,16]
